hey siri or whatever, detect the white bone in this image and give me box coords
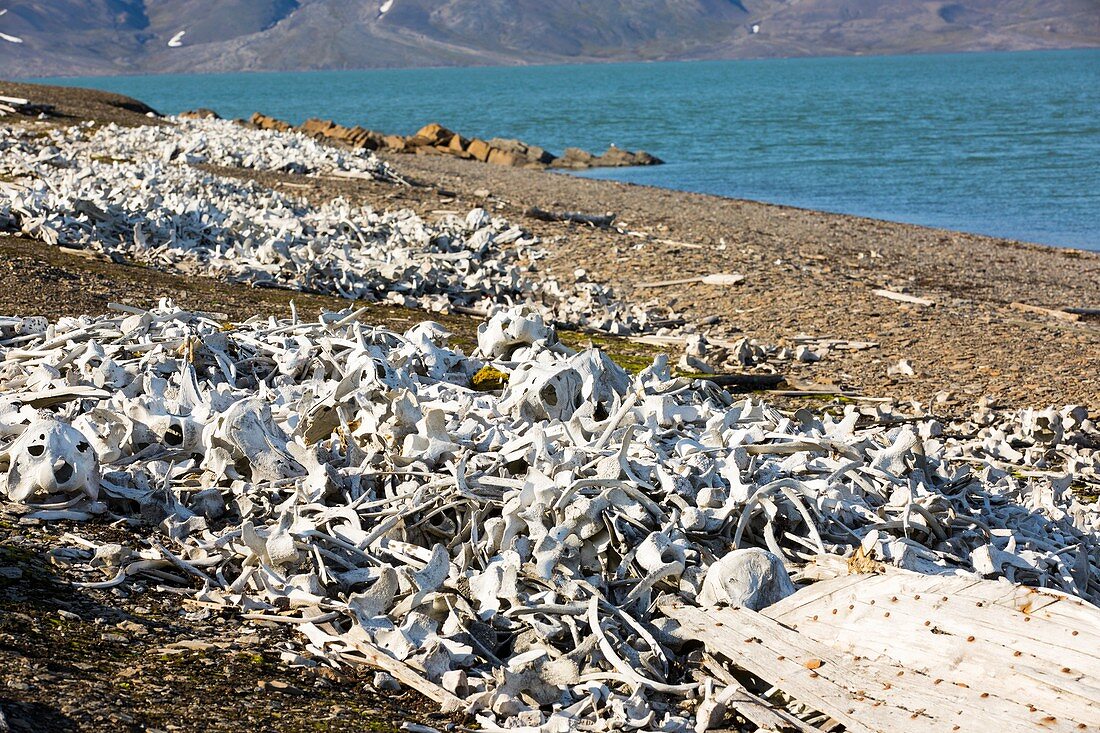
[698,548,797,610]
[1,415,99,503]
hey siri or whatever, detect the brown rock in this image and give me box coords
[300,118,336,136]
[467,139,491,162]
[383,134,408,151]
[563,147,595,164]
[415,123,455,147]
[631,150,662,165]
[447,134,469,153]
[593,146,663,167]
[549,148,593,169]
[487,137,555,165]
[344,126,368,143]
[248,112,292,132]
[487,148,524,167]
[179,108,220,120]
[360,131,384,150]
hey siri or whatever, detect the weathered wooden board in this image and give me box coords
[699,653,821,733]
[664,572,1100,733]
[762,573,1100,728]
[872,289,935,307]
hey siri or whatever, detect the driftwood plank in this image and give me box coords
[638,273,745,288]
[664,599,1091,733]
[1010,302,1081,322]
[763,573,1100,729]
[700,654,821,733]
[524,206,615,227]
[774,573,1100,661]
[336,635,465,713]
[691,373,787,391]
[871,289,934,307]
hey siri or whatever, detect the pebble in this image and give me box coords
[372,672,402,691]
[116,620,148,635]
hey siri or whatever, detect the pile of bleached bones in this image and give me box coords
[0,303,1096,731]
[0,118,671,335]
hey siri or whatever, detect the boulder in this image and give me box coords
[357,130,384,150]
[467,139,492,162]
[697,548,796,611]
[550,147,597,169]
[487,148,524,167]
[300,118,336,136]
[563,147,594,164]
[486,138,555,166]
[248,112,293,132]
[415,123,455,147]
[631,150,662,166]
[447,134,469,153]
[335,126,381,149]
[179,108,220,120]
[329,124,354,140]
[488,137,527,155]
[593,146,663,167]
[383,134,409,151]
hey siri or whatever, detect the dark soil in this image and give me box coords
[0,514,449,733]
[0,80,161,127]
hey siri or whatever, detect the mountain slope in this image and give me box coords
[1,0,1097,77]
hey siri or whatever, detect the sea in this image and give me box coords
[31,49,1100,250]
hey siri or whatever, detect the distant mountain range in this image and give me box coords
[2,1,1098,77]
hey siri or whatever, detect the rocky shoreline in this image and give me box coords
[237,111,662,170]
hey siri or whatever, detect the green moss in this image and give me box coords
[471,364,509,391]
[90,155,133,165]
[0,546,34,562]
[1072,485,1099,504]
[786,392,857,404]
[558,330,666,373]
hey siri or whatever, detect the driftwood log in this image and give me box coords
[524,206,616,227]
[664,570,1100,732]
[872,288,935,307]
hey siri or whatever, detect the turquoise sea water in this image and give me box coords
[32,50,1100,250]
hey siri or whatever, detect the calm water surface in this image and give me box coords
[34,50,1100,249]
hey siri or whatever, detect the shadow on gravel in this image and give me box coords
[0,517,440,733]
[0,698,78,733]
